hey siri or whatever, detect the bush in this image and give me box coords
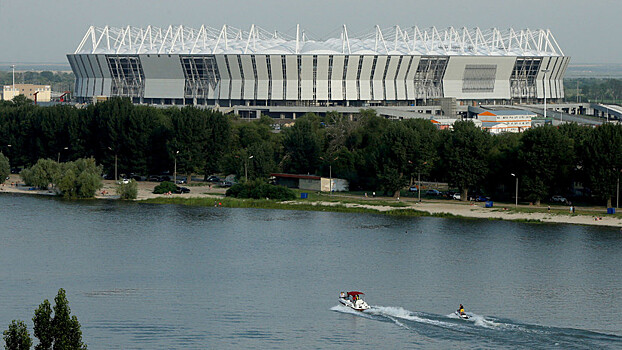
[55,158,103,198]
[117,179,138,199]
[20,158,60,189]
[226,181,296,201]
[0,153,9,184]
[20,158,103,198]
[153,181,177,194]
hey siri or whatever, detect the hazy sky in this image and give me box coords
[0,0,620,65]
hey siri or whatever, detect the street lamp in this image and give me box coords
[10,65,15,99]
[541,69,550,121]
[57,146,68,163]
[244,155,254,182]
[108,147,118,181]
[320,156,338,194]
[174,150,180,184]
[511,173,518,207]
[617,169,620,209]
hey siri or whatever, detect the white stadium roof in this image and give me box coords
[74,25,565,57]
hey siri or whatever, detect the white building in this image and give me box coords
[68,25,569,113]
[473,109,535,133]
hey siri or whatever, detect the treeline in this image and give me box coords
[564,78,622,104]
[0,70,74,94]
[0,97,620,206]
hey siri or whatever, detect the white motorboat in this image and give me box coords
[338,291,370,311]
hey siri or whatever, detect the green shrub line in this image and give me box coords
[138,196,567,226]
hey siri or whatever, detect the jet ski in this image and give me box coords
[339,291,370,311]
[455,311,470,319]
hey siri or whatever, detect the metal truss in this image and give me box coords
[75,25,564,56]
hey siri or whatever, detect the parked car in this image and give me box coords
[452,193,461,200]
[176,177,186,184]
[175,186,190,194]
[220,181,233,187]
[426,189,441,196]
[551,195,568,204]
[207,175,220,182]
[408,186,418,192]
[118,178,130,184]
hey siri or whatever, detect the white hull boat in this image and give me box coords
[339,291,370,311]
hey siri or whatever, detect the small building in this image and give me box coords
[2,84,51,102]
[469,106,535,134]
[271,173,349,192]
[430,117,482,130]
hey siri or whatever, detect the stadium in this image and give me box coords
[68,25,569,117]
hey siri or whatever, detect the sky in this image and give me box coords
[0,0,620,65]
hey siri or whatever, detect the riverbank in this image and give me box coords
[2,174,621,228]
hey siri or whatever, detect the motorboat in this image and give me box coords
[338,291,370,311]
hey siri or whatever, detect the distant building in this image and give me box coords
[1,84,51,102]
[271,173,349,192]
[68,25,568,114]
[470,106,535,133]
[430,117,481,130]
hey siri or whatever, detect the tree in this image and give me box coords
[442,121,491,201]
[33,300,53,350]
[0,153,9,184]
[282,115,323,174]
[582,123,622,207]
[116,179,138,200]
[20,159,60,189]
[33,289,86,350]
[11,95,32,107]
[3,320,32,350]
[518,125,573,205]
[376,121,419,196]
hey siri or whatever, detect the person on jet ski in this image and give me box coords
[458,304,465,315]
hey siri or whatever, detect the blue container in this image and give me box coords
[485,201,493,208]
[301,193,308,199]
[607,207,616,214]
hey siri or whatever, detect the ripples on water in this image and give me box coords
[0,194,621,349]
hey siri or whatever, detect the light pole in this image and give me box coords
[10,65,15,99]
[320,156,338,194]
[174,150,179,184]
[244,155,254,182]
[57,146,68,163]
[617,169,620,209]
[511,173,518,207]
[541,69,550,121]
[108,147,118,181]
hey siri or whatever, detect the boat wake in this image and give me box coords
[331,304,622,349]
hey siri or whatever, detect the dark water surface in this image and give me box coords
[0,194,621,349]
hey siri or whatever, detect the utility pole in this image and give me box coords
[511,173,518,207]
[542,69,550,121]
[10,64,16,99]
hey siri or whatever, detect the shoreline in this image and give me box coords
[2,175,621,228]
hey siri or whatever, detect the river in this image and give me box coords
[0,194,620,349]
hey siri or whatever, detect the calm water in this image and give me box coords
[0,194,621,349]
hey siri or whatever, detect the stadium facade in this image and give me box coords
[68,25,569,111]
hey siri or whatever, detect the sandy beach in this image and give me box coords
[2,174,621,228]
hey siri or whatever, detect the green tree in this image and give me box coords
[51,289,86,350]
[518,125,573,205]
[0,152,9,184]
[376,121,419,196]
[3,320,32,350]
[33,289,86,350]
[55,158,102,199]
[282,115,323,174]
[116,179,138,200]
[11,95,32,107]
[442,121,491,201]
[33,300,53,350]
[20,159,60,189]
[582,123,622,207]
